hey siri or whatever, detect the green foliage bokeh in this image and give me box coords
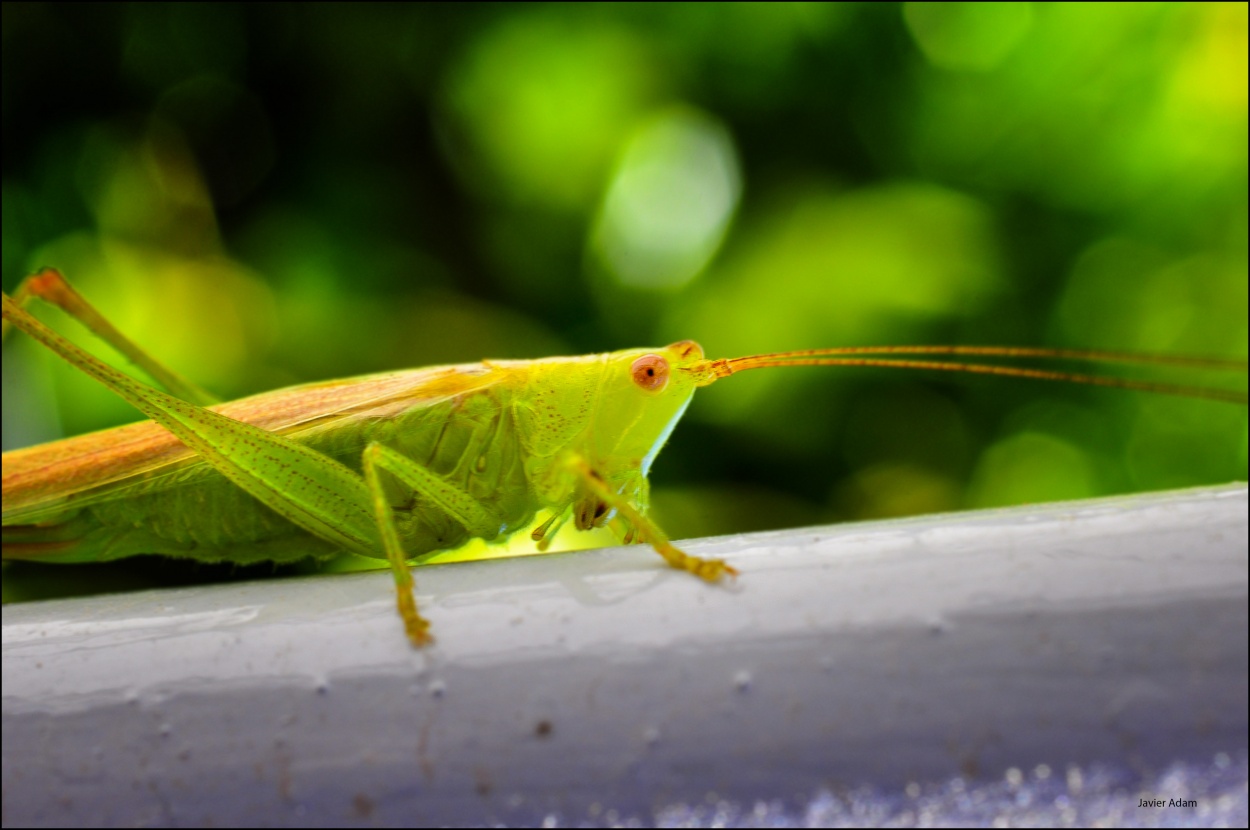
[3,2,1246,563]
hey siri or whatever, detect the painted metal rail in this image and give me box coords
[3,484,1246,826]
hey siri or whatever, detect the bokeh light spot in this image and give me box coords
[440,14,658,209]
[592,107,741,290]
[969,431,1096,508]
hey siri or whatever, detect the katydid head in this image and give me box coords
[589,340,707,479]
[513,340,705,509]
[520,340,708,533]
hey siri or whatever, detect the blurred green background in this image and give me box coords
[2,3,1246,585]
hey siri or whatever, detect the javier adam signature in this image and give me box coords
[1139,797,1197,808]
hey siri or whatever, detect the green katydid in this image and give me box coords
[3,269,1247,646]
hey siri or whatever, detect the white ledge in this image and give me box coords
[3,484,1247,826]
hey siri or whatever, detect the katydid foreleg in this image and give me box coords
[564,453,737,582]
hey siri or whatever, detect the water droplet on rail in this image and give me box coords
[733,670,752,692]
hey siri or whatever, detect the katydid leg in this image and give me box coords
[565,453,738,582]
[2,292,383,559]
[361,443,430,646]
[360,440,508,647]
[2,269,217,405]
[363,442,504,540]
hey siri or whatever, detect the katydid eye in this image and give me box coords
[630,354,670,392]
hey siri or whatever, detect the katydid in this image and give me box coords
[3,269,1246,646]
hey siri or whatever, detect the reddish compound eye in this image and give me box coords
[630,354,670,392]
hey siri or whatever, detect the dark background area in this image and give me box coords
[3,3,1246,576]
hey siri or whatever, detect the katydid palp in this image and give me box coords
[3,269,1247,646]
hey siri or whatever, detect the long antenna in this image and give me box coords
[688,346,1248,404]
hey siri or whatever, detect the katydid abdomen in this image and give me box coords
[4,372,539,566]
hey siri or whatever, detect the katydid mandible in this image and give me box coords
[3,269,1246,646]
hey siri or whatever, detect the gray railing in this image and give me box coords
[3,484,1246,826]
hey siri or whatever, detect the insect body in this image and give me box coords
[3,344,708,571]
[3,270,1246,645]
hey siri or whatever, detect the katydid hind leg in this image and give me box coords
[2,292,384,561]
[3,269,218,405]
[565,453,738,582]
